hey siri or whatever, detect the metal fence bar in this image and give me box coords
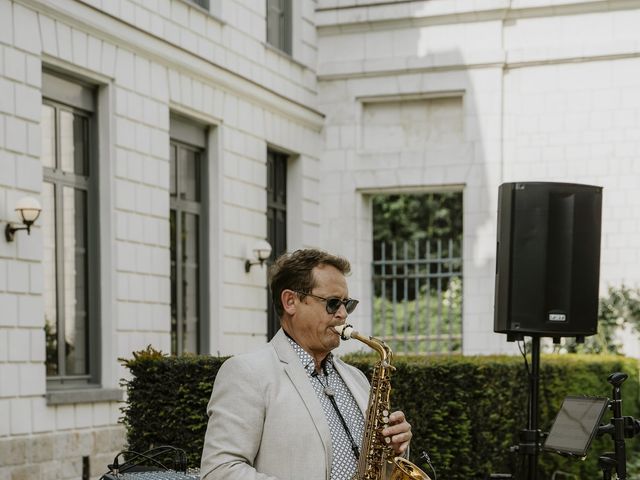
[447,239,454,355]
[391,242,398,352]
[381,242,386,338]
[414,239,420,354]
[403,241,409,353]
[435,240,443,354]
[425,241,431,355]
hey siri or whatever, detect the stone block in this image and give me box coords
[10,398,31,434]
[70,29,88,67]
[19,362,44,395]
[134,56,150,93]
[26,121,40,157]
[0,0,12,45]
[16,227,42,261]
[101,42,116,77]
[8,329,29,361]
[18,294,43,327]
[0,294,18,327]
[7,260,28,293]
[15,155,42,192]
[5,116,27,154]
[12,4,40,54]
[28,434,54,463]
[28,263,42,295]
[8,464,39,480]
[0,151,15,187]
[55,21,73,62]
[0,78,14,115]
[75,405,94,430]
[38,15,57,56]
[92,403,110,427]
[55,405,75,431]
[31,397,55,433]
[77,430,95,455]
[0,438,26,466]
[87,35,102,73]
[0,399,9,436]
[114,48,135,90]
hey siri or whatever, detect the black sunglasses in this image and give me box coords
[294,291,359,315]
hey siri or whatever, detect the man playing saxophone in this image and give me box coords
[200,248,413,480]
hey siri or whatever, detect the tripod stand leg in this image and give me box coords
[599,455,616,480]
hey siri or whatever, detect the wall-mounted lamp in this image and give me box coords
[244,240,273,273]
[5,196,42,242]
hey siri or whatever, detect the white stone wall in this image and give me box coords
[0,0,322,477]
[317,0,640,355]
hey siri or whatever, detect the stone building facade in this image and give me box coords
[1,0,640,478]
[1,0,323,477]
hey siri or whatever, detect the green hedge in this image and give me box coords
[122,348,639,479]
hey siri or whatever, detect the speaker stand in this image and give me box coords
[514,336,542,480]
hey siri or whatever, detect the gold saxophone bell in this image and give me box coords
[335,324,433,480]
[390,457,432,480]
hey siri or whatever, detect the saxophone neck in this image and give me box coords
[335,324,393,366]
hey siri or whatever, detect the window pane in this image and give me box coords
[42,105,56,169]
[178,147,200,201]
[182,212,199,353]
[62,187,89,375]
[170,209,178,354]
[266,0,290,53]
[60,110,88,175]
[43,182,58,376]
[170,144,177,198]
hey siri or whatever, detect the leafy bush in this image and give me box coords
[344,353,640,479]
[122,348,640,478]
[560,285,640,354]
[120,346,228,467]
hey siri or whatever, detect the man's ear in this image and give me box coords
[281,290,297,316]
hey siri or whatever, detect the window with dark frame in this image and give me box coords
[266,0,292,55]
[187,0,208,10]
[266,149,287,340]
[170,117,207,355]
[42,71,98,387]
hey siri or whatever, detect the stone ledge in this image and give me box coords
[45,388,123,405]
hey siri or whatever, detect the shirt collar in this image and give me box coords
[284,332,334,376]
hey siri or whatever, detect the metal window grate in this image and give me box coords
[372,239,462,355]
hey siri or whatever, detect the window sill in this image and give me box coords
[178,0,226,26]
[45,387,124,405]
[263,42,311,71]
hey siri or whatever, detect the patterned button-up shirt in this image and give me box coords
[286,336,365,480]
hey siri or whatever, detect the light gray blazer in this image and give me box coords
[200,329,370,480]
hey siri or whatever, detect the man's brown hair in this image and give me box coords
[268,249,351,318]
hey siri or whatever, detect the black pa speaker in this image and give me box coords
[494,182,603,338]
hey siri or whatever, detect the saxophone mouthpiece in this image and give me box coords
[334,324,354,340]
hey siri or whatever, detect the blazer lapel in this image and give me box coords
[271,329,333,476]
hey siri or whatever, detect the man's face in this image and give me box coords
[288,264,350,359]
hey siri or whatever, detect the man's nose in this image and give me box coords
[335,303,348,318]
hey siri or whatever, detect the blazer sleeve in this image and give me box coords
[200,356,280,480]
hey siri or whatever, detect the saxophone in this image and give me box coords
[335,324,432,480]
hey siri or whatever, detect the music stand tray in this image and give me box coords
[543,395,609,458]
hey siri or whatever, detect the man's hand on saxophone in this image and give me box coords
[382,410,413,455]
